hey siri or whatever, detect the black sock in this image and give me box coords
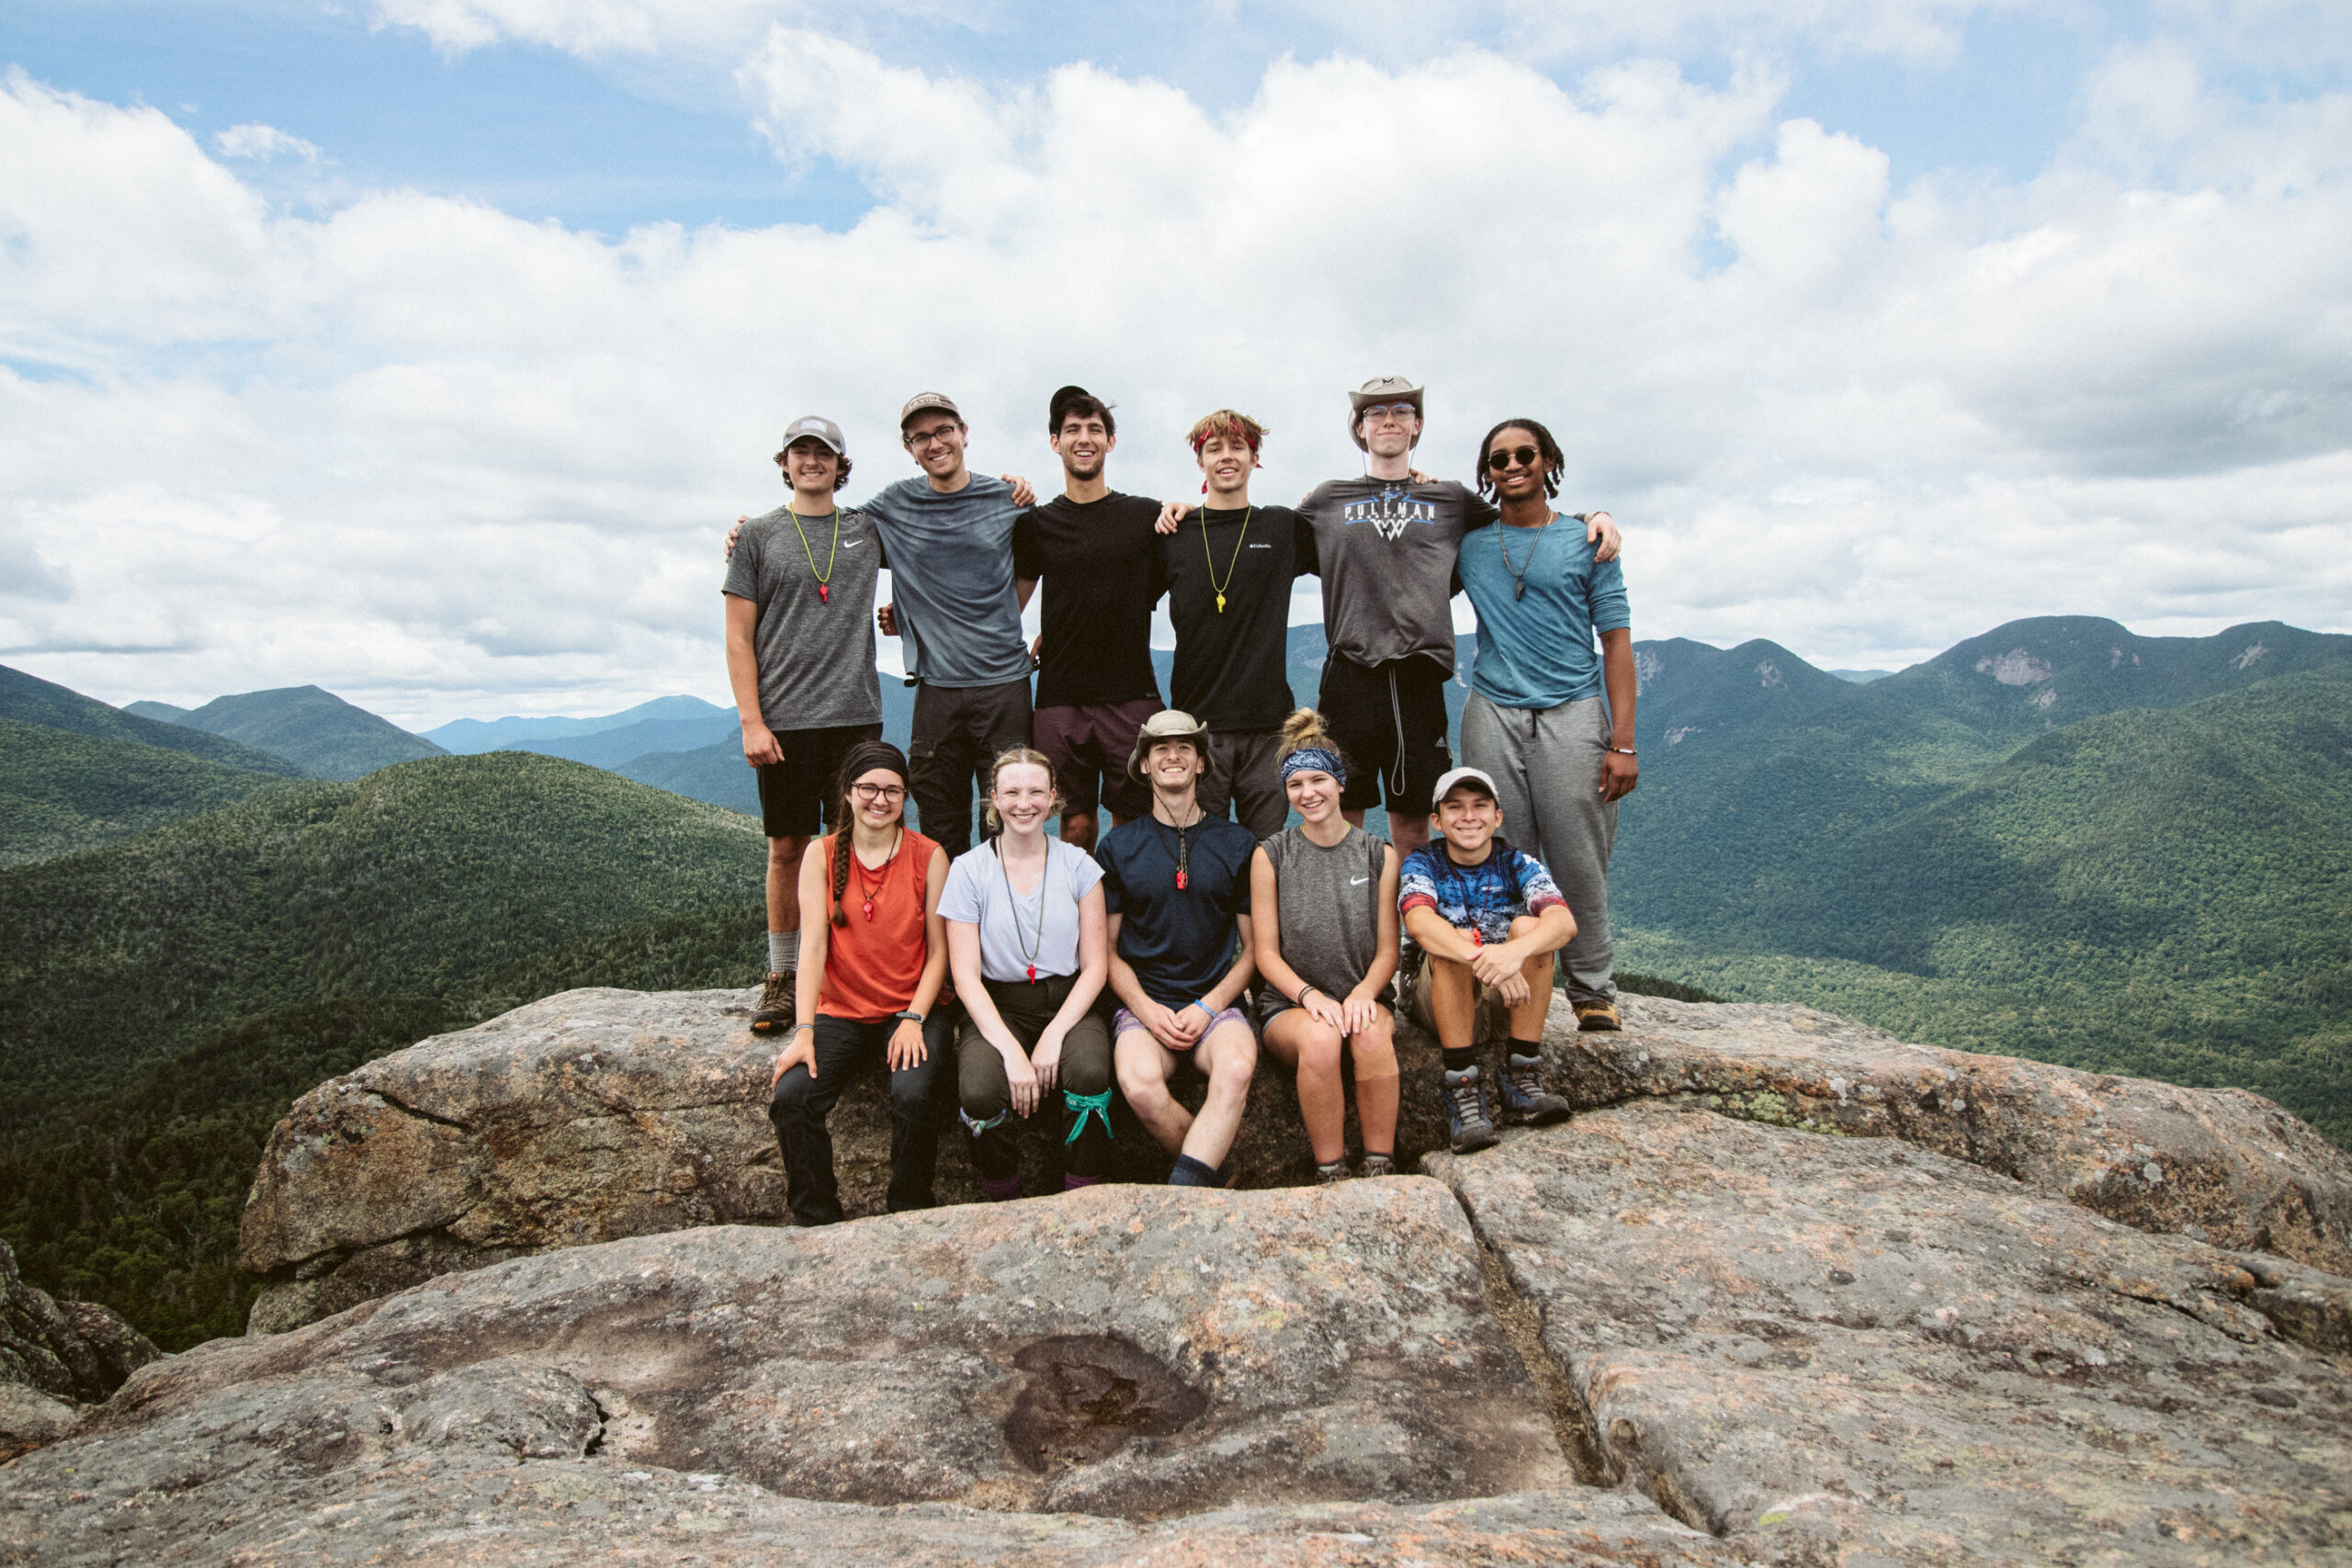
[1507,1038,1544,1063]
[1168,1154,1218,1187]
[1442,1045,1477,1074]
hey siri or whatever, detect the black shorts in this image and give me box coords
[1317,655,1453,815]
[754,721,885,839]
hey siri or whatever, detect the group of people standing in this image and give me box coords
[721,379,1637,1224]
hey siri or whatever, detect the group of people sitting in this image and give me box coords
[722,378,1638,1222]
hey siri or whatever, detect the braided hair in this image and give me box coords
[1474,417,1566,502]
[830,739,911,927]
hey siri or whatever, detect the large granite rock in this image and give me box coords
[1430,1103,2352,1566]
[0,1236,160,1458]
[1559,994,2352,1275]
[242,986,1454,1333]
[243,987,2352,1337]
[0,1181,1716,1564]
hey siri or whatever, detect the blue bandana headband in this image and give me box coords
[1281,747,1347,788]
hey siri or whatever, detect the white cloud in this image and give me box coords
[1,27,2347,724]
[213,122,322,163]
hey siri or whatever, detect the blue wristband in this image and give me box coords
[1192,999,1216,1021]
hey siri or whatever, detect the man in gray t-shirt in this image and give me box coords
[871,392,1038,860]
[723,415,888,1037]
[1299,378,1620,862]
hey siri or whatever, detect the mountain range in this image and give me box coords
[0,612,2345,1353]
[127,685,447,780]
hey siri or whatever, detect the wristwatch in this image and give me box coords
[894,1010,925,1023]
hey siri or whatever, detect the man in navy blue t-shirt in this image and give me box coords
[1095,710,1259,1187]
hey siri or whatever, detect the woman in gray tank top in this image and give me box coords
[1250,710,1402,1182]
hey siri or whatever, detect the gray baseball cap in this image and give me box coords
[899,391,962,427]
[1349,376,1424,450]
[775,415,845,459]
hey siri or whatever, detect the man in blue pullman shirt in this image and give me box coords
[1454,417,1637,1033]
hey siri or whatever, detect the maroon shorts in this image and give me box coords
[1032,695,1163,821]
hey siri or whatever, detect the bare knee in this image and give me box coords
[1350,1021,1398,1077]
[1297,1025,1344,1076]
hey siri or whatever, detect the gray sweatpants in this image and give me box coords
[1460,692,1618,1005]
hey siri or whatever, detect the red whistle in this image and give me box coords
[818,584,830,604]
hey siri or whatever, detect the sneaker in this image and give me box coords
[1441,1067,1500,1155]
[1358,1152,1396,1179]
[1498,1053,1571,1127]
[1574,998,1623,1032]
[1314,1160,1351,1186]
[752,971,795,1034]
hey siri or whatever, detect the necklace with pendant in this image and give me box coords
[1497,511,1553,602]
[790,503,841,604]
[1200,505,1251,614]
[1161,804,1202,890]
[996,839,1045,983]
[851,829,901,920]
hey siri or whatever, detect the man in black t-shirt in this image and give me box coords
[1012,386,1165,852]
[1158,409,1317,840]
[1098,709,1260,1187]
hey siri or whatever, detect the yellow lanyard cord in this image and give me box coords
[789,505,840,602]
[1200,505,1251,614]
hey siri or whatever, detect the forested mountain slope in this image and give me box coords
[135,684,448,779]
[0,664,305,777]
[0,719,295,868]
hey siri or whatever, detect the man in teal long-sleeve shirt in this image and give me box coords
[1454,415,1638,1033]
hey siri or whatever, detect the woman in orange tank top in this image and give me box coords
[767,740,952,1226]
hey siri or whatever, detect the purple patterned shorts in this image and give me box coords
[1113,1003,1251,1054]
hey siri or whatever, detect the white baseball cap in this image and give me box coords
[1430,765,1499,809]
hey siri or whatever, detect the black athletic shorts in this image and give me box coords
[754,721,885,839]
[1317,655,1453,815]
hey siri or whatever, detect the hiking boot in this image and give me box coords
[1574,998,1623,1032]
[1498,1052,1571,1127]
[1441,1066,1500,1155]
[1359,1152,1396,1179]
[752,971,795,1034]
[1314,1160,1351,1186]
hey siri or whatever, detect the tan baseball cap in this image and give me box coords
[899,391,962,427]
[1126,708,1211,784]
[1349,376,1423,450]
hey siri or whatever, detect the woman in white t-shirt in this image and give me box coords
[941,748,1113,1198]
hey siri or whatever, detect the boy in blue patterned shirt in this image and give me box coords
[1398,767,1577,1152]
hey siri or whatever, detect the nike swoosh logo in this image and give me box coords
[1350,875,1370,886]
[842,539,865,547]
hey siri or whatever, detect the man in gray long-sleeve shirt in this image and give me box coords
[871,392,1036,859]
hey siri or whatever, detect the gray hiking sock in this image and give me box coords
[768,929,798,974]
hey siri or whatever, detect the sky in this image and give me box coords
[2,0,2346,727]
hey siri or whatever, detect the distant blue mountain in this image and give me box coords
[424,695,732,754]
[495,715,740,771]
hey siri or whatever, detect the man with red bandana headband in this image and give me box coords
[1154,410,1316,840]
[1166,379,1620,861]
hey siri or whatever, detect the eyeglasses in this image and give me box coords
[852,783,907,803]
[901,423,962,449]
[1487,445,1544,471]
[1360,403,1416,423]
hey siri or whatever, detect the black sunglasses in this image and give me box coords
[1487,445,1544,471]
